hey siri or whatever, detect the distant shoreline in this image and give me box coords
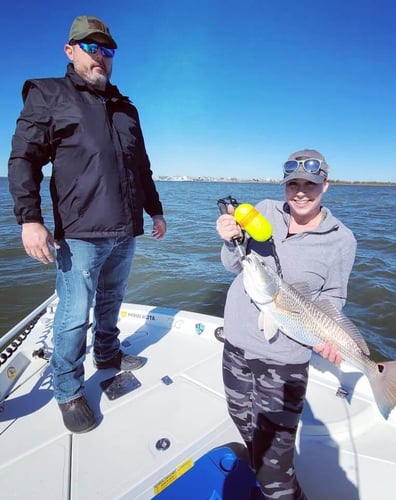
[1,176,395,187]
[153,176,396,187]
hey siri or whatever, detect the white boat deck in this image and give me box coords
[0,297,395,499]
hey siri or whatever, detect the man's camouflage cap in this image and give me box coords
[69,15,117,49]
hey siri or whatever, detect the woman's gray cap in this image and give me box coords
[280,149,329,184]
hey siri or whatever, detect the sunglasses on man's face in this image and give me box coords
[283,158,324,175]
[78,42,115,58]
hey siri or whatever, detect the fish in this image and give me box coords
[242,250,396,420]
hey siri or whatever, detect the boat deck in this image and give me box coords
[0,301,242,499]
[1,297,395,499]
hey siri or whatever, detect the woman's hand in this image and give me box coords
[216,204,243,242]
[313,342,342,366]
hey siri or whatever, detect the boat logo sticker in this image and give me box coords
[195,323,205,335]
[7,366,17,381]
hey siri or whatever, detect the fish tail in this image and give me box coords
[368,360,396,419]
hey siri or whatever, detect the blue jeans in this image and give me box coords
[51,236,136,403]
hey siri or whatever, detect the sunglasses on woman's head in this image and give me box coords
[283,158,324,175]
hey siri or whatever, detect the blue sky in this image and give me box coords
[2,0,396,182]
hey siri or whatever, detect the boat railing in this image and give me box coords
[0,293,57,365]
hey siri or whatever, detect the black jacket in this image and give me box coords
[8,64,163,239]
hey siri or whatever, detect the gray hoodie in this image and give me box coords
[221,199,357,364]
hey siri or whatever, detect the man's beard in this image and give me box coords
[88,74,108,90]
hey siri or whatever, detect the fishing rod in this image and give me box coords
[217,195,246,259]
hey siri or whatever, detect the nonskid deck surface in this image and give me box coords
[0,301,241,499]
[0,298,396,499]
[296,355,396,500]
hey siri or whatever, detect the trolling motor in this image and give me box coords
[217,195,283,277]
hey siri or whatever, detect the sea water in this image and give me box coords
[1,178,395,362]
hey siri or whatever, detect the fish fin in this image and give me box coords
[274,289,302,316]
[276,303,301,316]
[316,299,371,355]
[290,282,312,299]
[258,311,279,340]
[368,360,396,419]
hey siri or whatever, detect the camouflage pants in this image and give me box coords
[223,340,309,500]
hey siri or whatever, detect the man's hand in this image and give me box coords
[313,342,342,366]
[151,215,167,240]
[21,222,60,264]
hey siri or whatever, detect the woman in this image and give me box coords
[216,149,356,499]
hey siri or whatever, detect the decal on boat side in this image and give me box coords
[172,319,184,329]
[7,366,17,380]
[195,323,206,335]
[119,310,155,321]
[153,457,194,495]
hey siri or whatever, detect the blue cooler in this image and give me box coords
[154,446,264,499]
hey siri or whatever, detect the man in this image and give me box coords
[8,15,167,433]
